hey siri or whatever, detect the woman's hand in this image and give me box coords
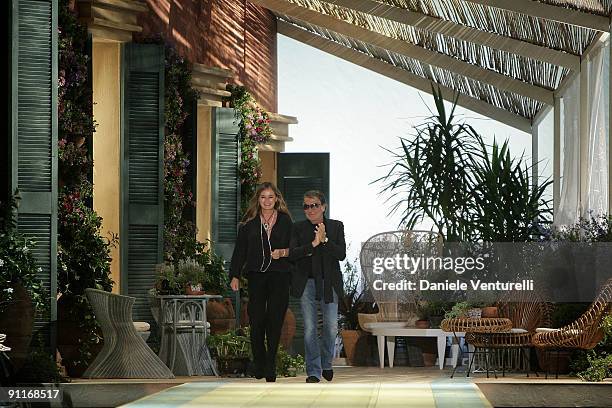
[271,248,289,259]
[230,277,240,291]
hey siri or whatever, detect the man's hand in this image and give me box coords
[312,230,321,247]
[317,223,327,242]
[230,277,240,291]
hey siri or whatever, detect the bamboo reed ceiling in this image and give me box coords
[387,0,598,54]
[536,0,612,15]
[265,0,609,124]
[280,14,543,119]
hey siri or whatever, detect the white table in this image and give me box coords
[363,322,464,370]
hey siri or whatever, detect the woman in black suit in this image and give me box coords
[229,182,293,382]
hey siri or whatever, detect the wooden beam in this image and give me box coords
[533,104,552,127]
[326,0,579,71]
[464,0,610,32]
[255,0,554,105]
[553,95,561,219]
[278,21,532,133]
[532,123,539,191]
[579,59,589,216]
[609,37,612,215]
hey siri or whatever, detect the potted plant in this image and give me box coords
[415,302,431,329]
[177,258,206,295]
[338,259,372,365]
[444,301,471,319]
[416,301,448,329]
[0,192,47,372]
[207,328,252,376]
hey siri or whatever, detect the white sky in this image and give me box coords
[278,35,543,261]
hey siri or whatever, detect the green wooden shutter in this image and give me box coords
[278,153,330,222]
[277,153,330,355]
[10,0,59,343]
[211,107,240,263]
[121,43,164,322]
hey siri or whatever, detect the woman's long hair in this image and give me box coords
[241,182,292,223]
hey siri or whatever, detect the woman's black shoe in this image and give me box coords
[305,376,320,383]
[322,369,333,381]
[266,376,276,382]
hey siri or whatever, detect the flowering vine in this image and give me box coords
[57,0,115,371]
[159,40,199,263]
[226,85,273,214]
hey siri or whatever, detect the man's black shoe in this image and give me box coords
[322,369,333,381]
[266,376,276,382]
[305,376,320,383]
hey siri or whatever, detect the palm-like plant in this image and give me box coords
[375,86,481,241]
[471,138,552,242]
[376,85,551,242]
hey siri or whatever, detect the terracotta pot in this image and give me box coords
[57,296,102,378]
[415,319,430,329]
[481,307,498,318]
[536,349,571,374]
[240,299,296,350]
[0,284,34,372]
[209,319,236,335]
[207,299,236,334]
[279,308,296,351]
[422,352,436,367]
[240,298,249,327]
[340,330,368,365]
[207,298,234,319]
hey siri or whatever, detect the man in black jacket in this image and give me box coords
[290,190,346,383]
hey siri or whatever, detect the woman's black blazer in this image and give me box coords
[229,212,293,279]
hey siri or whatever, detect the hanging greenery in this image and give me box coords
[226,85,272,215]
[158,40,199,263]
[136,36,226,294]
[57,0,115,372]
[0,193,46,315]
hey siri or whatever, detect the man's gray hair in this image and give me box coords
[303,190,326,205]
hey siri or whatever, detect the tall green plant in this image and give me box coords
[0,192,47,315]
[376,85,551,242]
[375,87,480,241]
[471,138,552,242]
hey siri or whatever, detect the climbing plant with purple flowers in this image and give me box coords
[226,85,272,215]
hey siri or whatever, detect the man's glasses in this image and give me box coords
[303,203,321,210]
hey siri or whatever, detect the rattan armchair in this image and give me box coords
[83,288,174,379]
[532,278,612,377]
[465,289,552,377]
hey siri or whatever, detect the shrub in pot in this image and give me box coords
[0,192,47,372]
[339,259,374,365]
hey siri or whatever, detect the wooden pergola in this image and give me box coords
[251,0,612,217]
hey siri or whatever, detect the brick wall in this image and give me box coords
[139,0,277,112]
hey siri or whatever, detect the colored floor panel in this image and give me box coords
[122,380,491,408]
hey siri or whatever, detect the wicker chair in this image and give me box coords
[532,278,612,378]
[83,288,174,379]
[465,289,552,377]
[358,230,443,331]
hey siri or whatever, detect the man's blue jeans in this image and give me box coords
[300,279,338,379]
